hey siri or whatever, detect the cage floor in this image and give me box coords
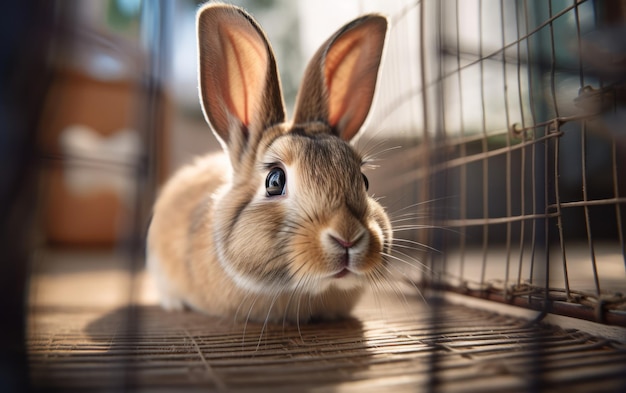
[28,250,626,392]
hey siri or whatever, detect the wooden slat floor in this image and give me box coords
[27,251,626,392]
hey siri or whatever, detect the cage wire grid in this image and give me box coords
[409,0,626,327]
[27,301,626,392]
[25,0,626,392]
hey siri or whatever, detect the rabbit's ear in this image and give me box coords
[293,15,387,142]
[197,4,285,158]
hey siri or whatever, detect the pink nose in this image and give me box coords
[330,235,356,249]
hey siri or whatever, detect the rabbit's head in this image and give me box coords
[198,4,391,297]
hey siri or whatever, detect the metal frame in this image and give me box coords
[411,0,626,326]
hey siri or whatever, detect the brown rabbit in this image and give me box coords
[147,3,391,323]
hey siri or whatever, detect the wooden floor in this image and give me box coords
[27,250,626,392]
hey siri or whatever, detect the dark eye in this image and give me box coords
[362,173,369,191]
[266,168,286,196]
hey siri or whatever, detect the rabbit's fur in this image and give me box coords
[147,3,391,323]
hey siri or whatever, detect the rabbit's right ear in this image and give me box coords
[197,4,285,162]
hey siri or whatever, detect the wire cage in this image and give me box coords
[406,0,626,327]
[16,0,626,392]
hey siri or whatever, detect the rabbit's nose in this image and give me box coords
[326,225,368,252]
[329,234,361,250]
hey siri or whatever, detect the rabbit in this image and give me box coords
[147,3,391,324]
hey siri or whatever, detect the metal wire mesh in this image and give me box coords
[409,0,626,326]
[16,0,626,392]
[27,301,626,392]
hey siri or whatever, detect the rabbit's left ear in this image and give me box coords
[293,15,387,142]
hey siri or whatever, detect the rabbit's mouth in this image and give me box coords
[329,248,360,279]
[334,268,351,279]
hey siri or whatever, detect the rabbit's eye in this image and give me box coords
[362,173,369,191]
[266,168,286,196]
